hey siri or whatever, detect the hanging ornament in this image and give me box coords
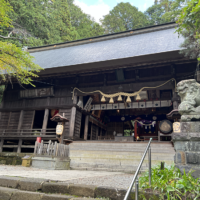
[117,95,122,101]
[109,97,114,104]
[126,96,131,103]
[136,93,141,101]
[101,96,106,102]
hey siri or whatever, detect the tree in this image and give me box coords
[101,2,149,34]
[176,0,200,60]
[68,0,104,39]
[0,0,42,85]
[5,0,78,46]
[145,0,174,25]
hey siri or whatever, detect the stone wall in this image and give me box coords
[0,153,32,165]
[173,122,200,178]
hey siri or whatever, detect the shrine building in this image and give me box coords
[0,22,196,168]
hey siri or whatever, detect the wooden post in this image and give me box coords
[17,139,22,153]
[96,126,99,140]
[90,124,93,140]
[18,110,24,132]
[84,115,89,140]
[69,107,76,138]
[100,128,103,140]
[0,139,4,153]
[42,109,49,135]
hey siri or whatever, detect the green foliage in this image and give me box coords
[124,129,132,136]
[176,0,200,60]
[6,0,78,46]
[0,0,13,29]
[68,0,104,39]
[139,164,200,200]
[0,0,42,85]
[101,2,149,34]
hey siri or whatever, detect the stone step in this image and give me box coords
[69,142,175,173]
[70,148,175,153]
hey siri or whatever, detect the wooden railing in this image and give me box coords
[34,140,69,157]
[0,128,56,136]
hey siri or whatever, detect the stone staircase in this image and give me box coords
[69,141,175,173]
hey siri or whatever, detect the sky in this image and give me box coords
[74,0,155,23]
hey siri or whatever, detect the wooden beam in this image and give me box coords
[17,139,22,153]
[96,126,99,140]
[84,115,89,140]
[69,107,76,138]
[42,109,49,135]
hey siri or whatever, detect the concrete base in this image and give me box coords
[173,121,200,178]
[32,156,70,170]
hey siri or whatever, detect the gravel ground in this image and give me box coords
[63,174,133,189]
[0,165,134,189]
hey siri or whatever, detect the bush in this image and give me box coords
[139,164,200,200]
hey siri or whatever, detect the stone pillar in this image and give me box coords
[173,122,200,178]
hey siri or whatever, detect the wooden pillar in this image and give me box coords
[18,110,24,132]
[69,107,76,138]
[42,109,49,135]
[84,115,89,140]
[69,94,77,138]
[90,124,93,140]
[96,126,99,140]
[100,128,103,140]
[0,139,4,153]
[17,139,22,153]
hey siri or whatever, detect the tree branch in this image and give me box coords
[0,34,22,40]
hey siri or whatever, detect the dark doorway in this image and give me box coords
[47,110,57,129]
[33,110,45,129]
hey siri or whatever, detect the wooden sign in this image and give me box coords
[173,122,181,133]
[56,124,64,135]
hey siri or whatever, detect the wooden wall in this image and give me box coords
[2,86,73,111]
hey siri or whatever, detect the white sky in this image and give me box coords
[74,0,155,23]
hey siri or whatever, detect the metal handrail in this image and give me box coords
[124,138,152,200]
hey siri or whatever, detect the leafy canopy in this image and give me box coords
[0,0,42,85]
[101,2,149,34]
[176,0,200,60]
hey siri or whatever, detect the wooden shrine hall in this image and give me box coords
[0,22,197,153]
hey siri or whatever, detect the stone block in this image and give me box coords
[181,122,191,133]
[42,182,69,194]
[174,151,186,164]
[94,186,127,200]
[0,186,17,200]
[68,184,96,197]
[41,194,73,200]
[188,133,200,141]
[0,176,22,188]
[172,132,189,141]
[186,152,198,164]
[18,178,47,192]
[11,190,43,200]
[32,157,70,170]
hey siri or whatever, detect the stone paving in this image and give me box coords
[0,165,133,189]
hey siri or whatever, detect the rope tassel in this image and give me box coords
[109,97,114,104]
